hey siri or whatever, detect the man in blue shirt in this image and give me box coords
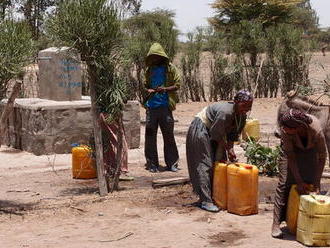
[143,43,180,173]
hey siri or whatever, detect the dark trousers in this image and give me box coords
[144,107,179,168]
[186,118,214,203]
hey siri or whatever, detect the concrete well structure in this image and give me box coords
[1,47,141,155]
[1,98,140,155]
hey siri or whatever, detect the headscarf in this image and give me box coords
[280,109,312,128]
[234,90,253,103]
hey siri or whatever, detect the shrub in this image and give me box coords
[244,139,280,176]
[0,20,34,100]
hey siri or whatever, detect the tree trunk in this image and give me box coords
[87,63,108,196]
[0,80,21,147]
[109,115,124,192]
[0,4,5,20]
[136,65,144,102]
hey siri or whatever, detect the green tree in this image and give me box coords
[0,19,34,146]
[19,0,57,39]
[118,0,142,15]
[0,0,13,20]
[47,0,127,194]
[209,0,303,30]
[122,9,179,100]
[274,24,311,95]
[292,0,318,33]
[317,29,330,44]
[0,19,34,100]
[229,21,265,67]
[180,27,206,102]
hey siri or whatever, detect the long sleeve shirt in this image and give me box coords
[206,102,247,143]
[281,115,327,185]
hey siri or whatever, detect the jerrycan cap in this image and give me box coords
[244,165,253,169]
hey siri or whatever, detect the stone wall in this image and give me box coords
[2,98,140,155]
[122,101,140,149]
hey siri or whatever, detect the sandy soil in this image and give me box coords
[1,52,330,248]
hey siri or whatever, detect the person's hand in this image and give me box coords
[227,148,237,162]
[224,142,233,150]
[297,183,310,195]
[156,86,167,93]
[147,89,156,94]
[312,185,320,194]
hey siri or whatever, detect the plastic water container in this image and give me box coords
[297,195,330,246]
[213,162,228,209]
[286,184,314,234]
[72,145,97,179]
[242,119,260,141]
[227,163,259,215]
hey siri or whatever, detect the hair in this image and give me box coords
[280,109,313,128]
[233,90,253,103]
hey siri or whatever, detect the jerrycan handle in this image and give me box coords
[233,163,253,169]
[310,194,326,204]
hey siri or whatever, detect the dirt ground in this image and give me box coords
[1,52,330,248]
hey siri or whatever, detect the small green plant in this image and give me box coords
[244,139,280,176]
[298,84,314,96]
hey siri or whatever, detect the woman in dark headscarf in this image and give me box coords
[272,109,327,238]
[186,90,253,212]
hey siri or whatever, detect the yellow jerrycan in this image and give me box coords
[286,184,314,234]
[242,119,260,141]
[212,162,228,209]
[72,145,97,179]
[297,195,330,247]
[227,163,259,215]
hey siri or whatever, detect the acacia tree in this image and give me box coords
[293,0,318,33]
[209,0,303,30]
[47,0,127,195]
[207,0,314,97]
[209,0,302,68]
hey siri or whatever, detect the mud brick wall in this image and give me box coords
[2,99,140,155]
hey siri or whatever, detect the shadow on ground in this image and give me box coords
[0,200,37,215]
[59,186,99,196]
[208,229,247,247]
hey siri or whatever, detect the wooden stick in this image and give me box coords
[253,58,264,97]
[99,232,134,243]
[152,177,190,188]
[110,115,123,192]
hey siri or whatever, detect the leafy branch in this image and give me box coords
[244,139,280,176]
